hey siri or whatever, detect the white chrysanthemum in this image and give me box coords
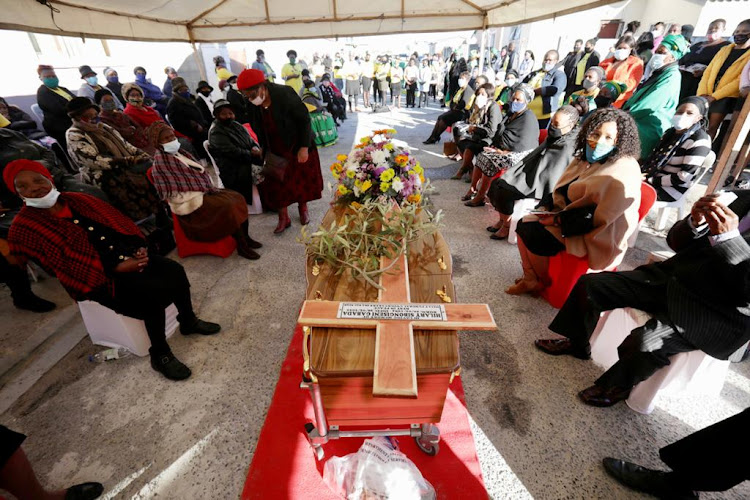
[391,176,404,193]
[370,149,388,166]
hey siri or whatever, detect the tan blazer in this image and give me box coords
[547,155,642,270]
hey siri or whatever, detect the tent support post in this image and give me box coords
[191,41,208,81]
[706,97,750,193]
[477,14,488,75]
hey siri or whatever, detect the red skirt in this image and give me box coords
[258,146,324,210]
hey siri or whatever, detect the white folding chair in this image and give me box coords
[30,104,44,125]
[652,151,715,230]
[203,139,263,215]
[507,198,539,245]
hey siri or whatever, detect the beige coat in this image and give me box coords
[547,155,642,270]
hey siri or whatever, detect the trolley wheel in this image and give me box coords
[414,437,439,456]
[313,445,325,460]
[304,422,315,435]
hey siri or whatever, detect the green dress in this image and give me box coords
[622,63,681,159]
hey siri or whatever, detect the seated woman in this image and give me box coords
[464,84,539,207]
[167,77,209,159]
[566,66,604,118]
[95,89,154,156]
[487,105,581,240]
[319,74,347,125]
[507,108,643,295]
[450,83,501,180]
[301,80,338,147]
[0,97,45,141]
[423,71,474,144]
[65,97,159,222]
[4,159,220,380]
[495,70,517,109]
[148,121,262,260]
[122,83,164,129]
[592,81,626,110]
[207,100,264,207]
[642,96,712,202]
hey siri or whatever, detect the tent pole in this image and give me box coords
[478,14,487,75]
[192,42,208,81]
[706,97,750,193]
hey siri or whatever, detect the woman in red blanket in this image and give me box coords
[4,159,220,381]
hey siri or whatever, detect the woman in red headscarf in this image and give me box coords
[236,69,323,233]
[4,159,221,381]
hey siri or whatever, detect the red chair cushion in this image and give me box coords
[172,213,236,258]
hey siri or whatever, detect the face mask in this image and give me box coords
[88,116,101,124]
[594,95,613,108]
[251,89,264,106]
[458,78,468,87]
[128,97,143,106]
[733,34,749,45]
[219,118,233,126]
[582,79,597,90]
[106,75,119,84]
[42,76,59,88]
[706,32,722,42]
[85,76,98,86]
[289,57,296,64]
[178,90,191,99]
[671,113,696,130]
[543,62,555,72]
[494,79,503,86]
[474,95,488,108]
[135,73,146,80]
[101,101,117,112]
[649,53,668,71]
[547,126,563,139]
[162,139,181,154]
[24,187,60,209]
[614,48,630,61]
[199,90,211,97]
[584,47,593,54]
[510,101,525,113]
[585,141,616,163]
[505,78,516,87]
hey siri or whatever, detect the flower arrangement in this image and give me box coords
[330,129,426,206]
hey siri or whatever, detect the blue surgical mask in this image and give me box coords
[135,73,146,81]
[510,101,525,113]
[106,75,119,84]
[42,76,59,88]
[178,90,191,99]
[85,76,98,86]
[585,141,616,163]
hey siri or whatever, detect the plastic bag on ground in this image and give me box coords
[323,436,436,500]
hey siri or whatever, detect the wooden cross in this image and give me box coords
[298,251,497,398]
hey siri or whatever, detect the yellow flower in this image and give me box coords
[380,182,390,192]
[407,193,422,204]
[413,163,423,174]
[387,129,397,135]
[384,143,394,151]
[379,168,395,182]
[419,173,425,183]
[360,136,371,145]
[337,154,348,162]
[394,155,408,166]
[361,179,372,192]
[346,169,356,179]
[350,201,362,209]
[330,162,342,174]
[338,184,349,195]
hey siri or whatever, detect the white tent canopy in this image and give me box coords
[2,0,620,43]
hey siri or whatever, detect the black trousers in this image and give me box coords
[0,253,31,301]
[549,269,696,389]
[488,179,527,215]
[111,255,195,355]
[406,82,417,107]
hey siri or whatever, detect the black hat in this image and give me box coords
[93,88,112,104]
[67,96,99,118]
[227,75,238,84]
[287,50,297,57]
[196,80,214,93]
[212,99,233,117]
[79,65,96,78]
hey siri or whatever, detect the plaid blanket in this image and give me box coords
[9,192,144,301]
[150,149,213,199]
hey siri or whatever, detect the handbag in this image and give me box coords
[262,151,289,182]
[556,205,596,238]
[443,141,458,157]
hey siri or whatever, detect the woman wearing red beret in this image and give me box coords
[4,159,221,381]
[236,69,323,233]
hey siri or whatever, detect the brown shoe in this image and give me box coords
[299,205,310,226]
[505,278,544,295]
[578,385,631,407]
[534,338,591,359]
[246,237,263,249]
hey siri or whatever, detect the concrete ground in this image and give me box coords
[1,101,748,500]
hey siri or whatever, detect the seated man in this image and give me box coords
[534,190,750,407]
[4,159,221,380]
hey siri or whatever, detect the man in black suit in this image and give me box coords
[535,190,750,407]
[602,406,750,498]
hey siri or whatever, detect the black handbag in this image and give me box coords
[556,205,596,238]
[262,152,289,182]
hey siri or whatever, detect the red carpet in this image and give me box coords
[241,325,487,499]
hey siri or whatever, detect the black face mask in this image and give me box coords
[734,33,749,45]
[595,96,613,109]
[199,90,211,97]
[547,126,563,139]
[219,118,233,125]
[584,47,593,54]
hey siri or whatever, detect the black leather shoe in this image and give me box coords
[13,293,56,313]
[602,458,699,499]
[65,482,104,500]
[181,318,221,335]
[534,338,591,359]
[150,353,191,381]
[247,237,263,249]
[578,385,631,407]
[423,138,437,145]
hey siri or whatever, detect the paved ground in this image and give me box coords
[1,101,749,500]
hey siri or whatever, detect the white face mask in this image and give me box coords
[614,48,630,61]
[543,62,555,72]
[649,53,668,71]
[162,139,181,154]
[251,88,264,106]
[458,78,468,88]
[671,113,696,131]
[505,78,516,87]
[474,95,488,108]
[706,32,722,42]
[582,79,597,90]
[24,187,60,209]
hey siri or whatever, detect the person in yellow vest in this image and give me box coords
[282,50,304,95]
[566,66,604,121]
[522,50,567,129]
[697,18,750,140]
[251,49,276,83]
[342,54,362,112]
[389,60,404,108]
[374,56,390,107]
[35,65,75,149]
[214,56,234,82]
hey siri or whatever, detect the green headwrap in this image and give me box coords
[602,81,627,100]
[659,34,689,60]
